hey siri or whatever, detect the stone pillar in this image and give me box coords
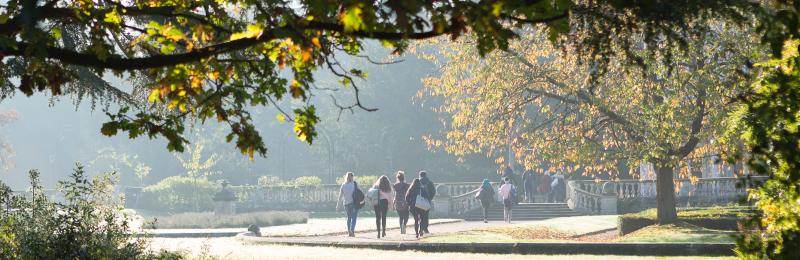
[213,180,237,216]
[600,195,618,215]
[215,201,236,215]
[600,182,618,214]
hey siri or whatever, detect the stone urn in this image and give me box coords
[213,180,237,215]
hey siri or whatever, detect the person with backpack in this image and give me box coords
[405,178,430,238]
[393,171,411,234]
[498,177,516,223]
[474,179,495,223]
[418,171,436,234]
[337,172,364,237]
[369,176,394,238]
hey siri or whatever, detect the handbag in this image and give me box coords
[415,184,431,211]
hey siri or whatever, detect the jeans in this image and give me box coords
[345,203,359,233]
[420,208,430,233]
[410,207,424,236]
[398,209,409,228]
[374,199,388,236]
[481,200,491,220]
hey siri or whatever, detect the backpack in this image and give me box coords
[352,182,365,209]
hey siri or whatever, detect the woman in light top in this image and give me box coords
[337,172,359,237]
[373,175,394,238]
[498,177,516,223]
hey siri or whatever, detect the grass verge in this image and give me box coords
[148,211,308,229]
[615,221,736,243]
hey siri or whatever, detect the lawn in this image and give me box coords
[421,215,619,243]
[615,222,737,243]
[151,237,736,259]
[144,211,309,229]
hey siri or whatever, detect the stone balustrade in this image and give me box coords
[443,182,501,217]
[566,176,768,214]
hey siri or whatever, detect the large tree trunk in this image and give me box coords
[655,163,678,224]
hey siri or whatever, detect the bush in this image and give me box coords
[139,176,219,213]
[257,175,322,187]
[336,175,382,187]
[618,206,755,236]
[0,164,181,259]
[286,176,322,186]
[149,211,309,229]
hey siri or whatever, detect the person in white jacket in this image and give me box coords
[498,177,516,223]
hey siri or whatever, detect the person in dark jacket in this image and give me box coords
[405,178,428,238]
[521,169,535,203]
[474,179,495,223]
[393,171,411,234]
[418,171,435,234]
[538,172,552,203]
[501,167,515,185]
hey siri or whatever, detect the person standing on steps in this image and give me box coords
[405,178,429,238]
[521,169,535,203]
[498,177,517,223]
[371,175,394,238]
[501,167,515,185]
[337,172,364,237]
[538,171,553,203]
[393,171,411,235]
[474,179,495,223]
[418,171,436,234]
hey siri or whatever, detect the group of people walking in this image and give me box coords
[336,170,436,238]
[336,168,566,238]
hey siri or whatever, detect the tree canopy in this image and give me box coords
[418,24,760,223]
[0,0,752,157]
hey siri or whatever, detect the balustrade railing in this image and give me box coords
[444,182,501,217]
[566,181,603,214]
[566,176,768,213]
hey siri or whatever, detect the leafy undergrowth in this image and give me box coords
[615,222,736,243]
[147,211,309,229]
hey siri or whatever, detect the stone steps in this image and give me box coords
[464,203,581,221]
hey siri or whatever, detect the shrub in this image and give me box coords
[336,175,382,187]
[139,176,219,213]
[286,176,322,186]
[0,164,182,259]
[257,175,322,187]
[257,175,281,186]
[149,211,309,229]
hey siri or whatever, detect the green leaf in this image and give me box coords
[341,5,364,32]
[230,24,264,40]
[103,7,122,24]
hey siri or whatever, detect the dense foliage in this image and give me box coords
[140,175,219,212]
[0,164,180,259]
[733,18,800,259]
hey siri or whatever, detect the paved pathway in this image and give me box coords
[146,217,461,237]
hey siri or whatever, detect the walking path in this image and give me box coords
[146,217,461,238]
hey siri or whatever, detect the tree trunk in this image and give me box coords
[655,163,678,225]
